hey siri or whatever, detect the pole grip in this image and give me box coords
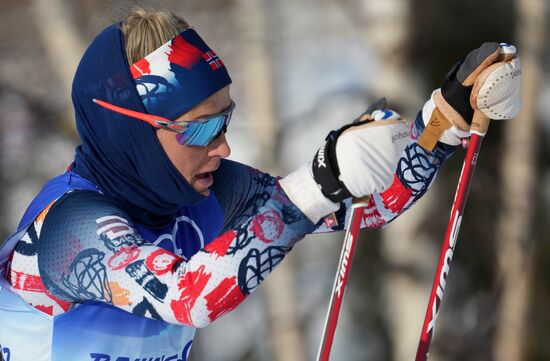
[470,110,490,136]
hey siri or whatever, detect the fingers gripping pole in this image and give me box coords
[317,196,370,361]
[415,111,490,361]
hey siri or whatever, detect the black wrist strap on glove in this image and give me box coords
[440,60,474,123]
[311,118,376,202]
[312,131,352,203]
[312,98,386,203]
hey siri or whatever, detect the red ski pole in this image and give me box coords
[415,111,490,361]
[316,196,370,361]
[316,98,391,361]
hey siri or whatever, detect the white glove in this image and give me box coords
[335,110,409,198]
[419,43,521,150]
[471,48,521,128]
[280,100,410,222]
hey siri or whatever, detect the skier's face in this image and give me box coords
[157,86,232,196]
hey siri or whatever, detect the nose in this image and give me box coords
[208,133,231,158]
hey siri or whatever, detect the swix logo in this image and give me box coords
[0,344,10,361]
[90,341,192,361]
[426,210,462,333]
[472,152,478,166]
[316,146,327,168]
[334,233,354,298]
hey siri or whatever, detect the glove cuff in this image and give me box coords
[279,163,340,223]
[418,90,471,149]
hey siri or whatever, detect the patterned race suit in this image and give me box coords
[0,113,453,361]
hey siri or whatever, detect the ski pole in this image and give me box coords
[316,97,391,360]
[316,196,370,361]
[415,111,490,361]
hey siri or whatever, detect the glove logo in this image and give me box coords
[316,146,327,168]
[391,131,409,143]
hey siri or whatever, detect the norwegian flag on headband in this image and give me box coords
[129,27,232,121]
[203,51,224,70]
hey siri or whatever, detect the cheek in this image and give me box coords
[175,150,206,179]
[157,130,207,180]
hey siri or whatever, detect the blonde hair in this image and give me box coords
[122,8,189,64]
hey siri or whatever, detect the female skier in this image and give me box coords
[0,8,519,361]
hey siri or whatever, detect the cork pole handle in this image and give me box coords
[470,110,490,136]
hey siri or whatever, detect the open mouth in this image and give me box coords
[195,172,214,187]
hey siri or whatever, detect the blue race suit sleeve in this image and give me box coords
[212,159,309,234]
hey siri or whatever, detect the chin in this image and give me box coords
[198,188,210,196]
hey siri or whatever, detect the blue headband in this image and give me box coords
[130,27,232,120]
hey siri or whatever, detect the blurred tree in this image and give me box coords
[234,0,305,360]
[493,0,546,359]
[409,1,516,360]
[30,0,85,132]
[354,1,437,360]
[1,0,80,238]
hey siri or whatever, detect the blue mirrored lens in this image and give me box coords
[176,115,226,146]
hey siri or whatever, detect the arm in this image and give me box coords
[37,186,314,328]
[212,159,304,234]
[287,43,520,233]
[358,42,520,229]
[312,111,455,233]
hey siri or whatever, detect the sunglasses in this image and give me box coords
[93,98,235,147]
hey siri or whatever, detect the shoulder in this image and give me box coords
[38,190,139,251]
[43,190,130,226]
[35,190,144,301]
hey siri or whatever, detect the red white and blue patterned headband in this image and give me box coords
[129,27,232,120]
